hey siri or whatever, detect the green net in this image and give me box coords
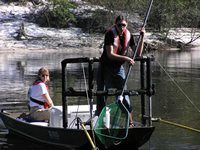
[94,102,129,148]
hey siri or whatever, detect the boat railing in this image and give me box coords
[61,55,155,128]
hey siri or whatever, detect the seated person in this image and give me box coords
[29,67,54,120]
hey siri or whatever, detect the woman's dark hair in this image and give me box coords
[115,15,128,24]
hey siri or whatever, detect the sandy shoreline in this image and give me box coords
[0,0,105,54]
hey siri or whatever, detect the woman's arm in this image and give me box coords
[106,45,135,66]
[42,93,54,107]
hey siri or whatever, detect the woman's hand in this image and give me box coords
[125,57,135,66]
[140,28,146,36]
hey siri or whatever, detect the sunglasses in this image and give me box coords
[42,74,48,77]
[117,23,126,27]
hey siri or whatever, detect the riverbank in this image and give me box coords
[1,0,200,53]
[0,0,104,53]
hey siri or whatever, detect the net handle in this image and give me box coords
[118,0,154,100]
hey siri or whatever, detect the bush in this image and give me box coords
[36,0,77,28]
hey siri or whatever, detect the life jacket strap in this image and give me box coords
[30,97,44,106]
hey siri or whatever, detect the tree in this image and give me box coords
[146,0,200,46]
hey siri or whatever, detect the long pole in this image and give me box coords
[118,0,153,102]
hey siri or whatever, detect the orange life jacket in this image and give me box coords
[109,26,131,55]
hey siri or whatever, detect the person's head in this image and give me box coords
[37,67,50,83]
[115,15,128,36]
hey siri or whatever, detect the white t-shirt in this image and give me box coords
[30,83,48,109]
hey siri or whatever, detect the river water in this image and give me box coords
[0,47,200,150]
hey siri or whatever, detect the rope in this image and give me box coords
[154,118,200,133]
[155,58,200,113]
[140,115,200,133]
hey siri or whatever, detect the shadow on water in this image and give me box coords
[1,133,73,150]
[0,47,200,149]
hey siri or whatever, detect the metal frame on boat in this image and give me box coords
[0,55,155,150]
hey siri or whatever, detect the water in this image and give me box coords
[140,48,200,150]
[0,47,200,150]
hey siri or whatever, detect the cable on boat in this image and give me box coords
[68,118,77,128]
[155,58,200,114]
[78,117,98,150]
[81,63,90,106]
[81,63,97,148]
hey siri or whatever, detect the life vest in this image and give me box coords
[109,26,131,55]
[30,80,49,109]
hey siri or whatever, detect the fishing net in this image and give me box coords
[94,102,129,148]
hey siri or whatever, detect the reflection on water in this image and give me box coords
[0,47,200,149]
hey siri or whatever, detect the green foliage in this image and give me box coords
[146,0,200,30]
[83,0,200,30]
[38,0,77,28]
[82,0,200,45]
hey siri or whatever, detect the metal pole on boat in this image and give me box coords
[140,60,146,126]
[88,59,94,128]
[117,0,153,102]
[62,61,68,128]
[148,97,152,126]
[147,56,153,126]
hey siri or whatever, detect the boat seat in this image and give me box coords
[23,116,46,123]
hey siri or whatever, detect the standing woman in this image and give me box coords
[29,67,54,120]
[96,15,145,126]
